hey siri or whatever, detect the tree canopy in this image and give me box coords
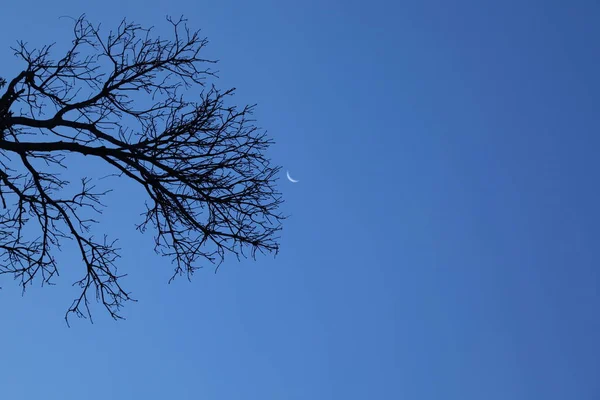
[0,15,284,323]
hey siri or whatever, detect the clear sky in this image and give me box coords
[1,1,599,399]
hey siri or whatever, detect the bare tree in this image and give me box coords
[0,15,284,324]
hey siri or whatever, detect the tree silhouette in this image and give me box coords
[0,15,284,323]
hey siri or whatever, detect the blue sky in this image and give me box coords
[1,1,599,398]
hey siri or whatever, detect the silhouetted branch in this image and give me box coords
[0,15,284,324]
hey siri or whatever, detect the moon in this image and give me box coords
[286,171,299,183]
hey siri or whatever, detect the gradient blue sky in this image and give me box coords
[1,1,599,399]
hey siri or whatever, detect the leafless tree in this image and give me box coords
[0,15,284,324]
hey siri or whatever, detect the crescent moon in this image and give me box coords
[286,171,299,183]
